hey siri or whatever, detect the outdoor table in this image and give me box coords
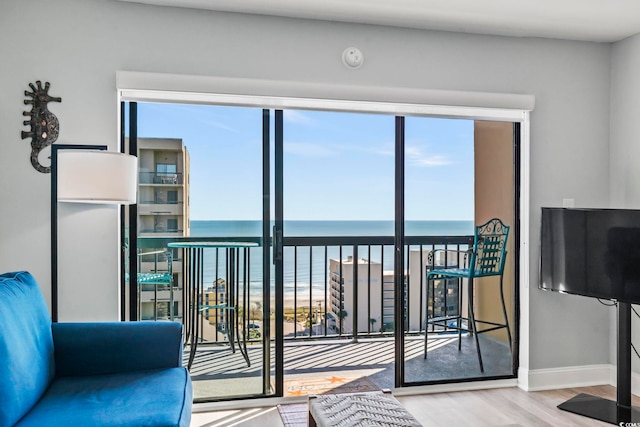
[167,241,258,370]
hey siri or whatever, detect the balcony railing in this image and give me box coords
[139,228,184,234]
[136,234,473,346]
[139,172,184,185]
[139,200,184,205]
[279,235,473,340]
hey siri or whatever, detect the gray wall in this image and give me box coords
[0,0,615,369]
[611,34,640,207]
[611,33,640,372]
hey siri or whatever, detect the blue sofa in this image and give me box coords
[0,271,192,427]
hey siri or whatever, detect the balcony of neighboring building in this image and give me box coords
[139,228,185,237]
[138,216,185,236]
[137,140,187,188]
[138,186,185,216]
[138,259,183,277]
[139,171,185,186]
[138,201,184,216]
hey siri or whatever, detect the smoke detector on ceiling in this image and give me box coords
[342,47,364,69]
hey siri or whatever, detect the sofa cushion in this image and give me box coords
[15,367,192,427]
[0,271,55,427]
[53,322,184,377]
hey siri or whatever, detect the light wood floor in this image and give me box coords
[190,385,639,426]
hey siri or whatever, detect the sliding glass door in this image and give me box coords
[399,117,519,386]
[124,102,275,401]
[122,98,520,401]
[277,110,396,395]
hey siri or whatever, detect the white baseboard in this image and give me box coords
[630,371,640,396]
[518,364,614,392]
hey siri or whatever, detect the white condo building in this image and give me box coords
[329,256,383,334]
[329,249,464,334]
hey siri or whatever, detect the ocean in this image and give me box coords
[190,220,473,301]
[191,220,473,238]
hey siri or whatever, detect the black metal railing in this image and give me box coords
[136,234,473,345]
[139,200,184,205]
[280,235,474,341]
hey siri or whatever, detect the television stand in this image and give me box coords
[558,301,639,424]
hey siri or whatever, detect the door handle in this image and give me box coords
[273,225,283,264]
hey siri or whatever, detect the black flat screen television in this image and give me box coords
[540,207,640,304]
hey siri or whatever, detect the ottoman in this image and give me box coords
[308,390,422,426]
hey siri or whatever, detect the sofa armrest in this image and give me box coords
[52,322,184,377]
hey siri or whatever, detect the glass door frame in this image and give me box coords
[119,87,530,397]
[122,101,278,400]
[394,116,405,387]
[272,109,284,397]
[394,118,522,387]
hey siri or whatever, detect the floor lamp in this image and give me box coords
[51,144,137,322]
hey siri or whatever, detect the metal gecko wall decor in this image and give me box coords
[21,81,62,173]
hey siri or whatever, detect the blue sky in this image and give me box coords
[134,103,474,221]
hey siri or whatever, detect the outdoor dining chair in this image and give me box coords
[424,217,512,372]
[137,250,175,321]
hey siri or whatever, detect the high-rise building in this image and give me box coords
[329,256,383,334]
[136,137,190,321]
[202,278,231,333]
[329,249,463,334]
[408,248,464,331]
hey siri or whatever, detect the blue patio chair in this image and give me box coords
[423,217,512,372]
[137,250,175,321]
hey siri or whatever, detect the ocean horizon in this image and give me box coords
[189,219,473,303]
[191,219,473,237]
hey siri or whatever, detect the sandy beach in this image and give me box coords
[198,296,328,342]
[200,316,313,341]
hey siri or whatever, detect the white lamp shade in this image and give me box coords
[57,150,137,204]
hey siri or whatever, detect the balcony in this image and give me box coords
[137,233,514,401]
[138,201,184,216]
[139,172,184,185]
[139,228,184,236]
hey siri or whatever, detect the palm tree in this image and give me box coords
[338,309,348,334]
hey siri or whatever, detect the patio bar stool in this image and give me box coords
[424,217,512,372]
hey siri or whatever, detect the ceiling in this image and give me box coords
[117,0,640,43]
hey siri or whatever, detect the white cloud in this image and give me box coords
[365,145,394,157]
[405,146,452,167]
[283,110,317,126]
[199,118,238,132]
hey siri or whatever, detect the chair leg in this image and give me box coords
[424,320,429,359]
[468,278,484,372]
[424,278,430,359]
[457,278,463,351]
[187,294,199,371]
[429,279,434,333]
[499,275,512,351]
